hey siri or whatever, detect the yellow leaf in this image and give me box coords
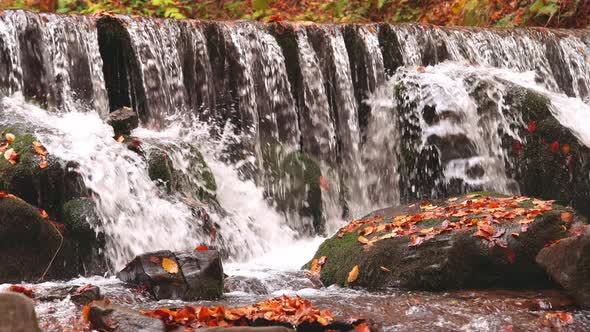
[347,265,359,283]
[357,236,370,244]
[162,257,179,274]
[5,133,15,142]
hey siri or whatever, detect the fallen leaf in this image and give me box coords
[357,236,370,244]
[8,285,34,298]
[511,232,520,237]
[75,284,94,294]
[561,212,573,223]
[354,322,371,332]
[116,136,125,143]
[347,265,359,283]
[38,209,49,219]
[5,133,15,142]
[39,161,48,169]
[162,258,179,274]
[550,141,560,154]
[0,141,8,152]
[380,266,391,272]
[32,141,49,156]
[562,144,571,154]
[417,66,426,73]
[527,120,536,134]
[195,245,209,251]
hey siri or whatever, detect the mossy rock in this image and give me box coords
[0,127,66,218]
[502,88,590,216]
[61,198,108,275]
[0,195,62,283]
[147,149,175,193]
[305,192,584,290]
[262,144,324,234]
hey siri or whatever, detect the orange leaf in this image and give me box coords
[162,257,179,274]
[39,161,48,169]
[562,144,571,154]
[347,265,359,283]
[355,322,371,332]
[380,266,391,272]
[417,66,426,73]
[5,133,15,142]
[511,232,520,237]
[561,212,573,223]
[357,236,370,244]
[32,141,48,157]
[195,245,209,251]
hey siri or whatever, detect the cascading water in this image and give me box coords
[1,11,590,330]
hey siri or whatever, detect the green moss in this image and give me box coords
[305,192,583,290]
[62,198,100,239]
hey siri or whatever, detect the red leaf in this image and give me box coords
[550,141,560,153]
[513,141,522,155]
[527,120,536,134]
[562,144,571,154]
[8,285,34,298]
[195,245,209,251]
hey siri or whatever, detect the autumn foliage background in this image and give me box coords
[1,0,589,28]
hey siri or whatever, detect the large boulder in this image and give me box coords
[0,292,41,332]
[0,194,63,283]
[536,225,590,307]
[305,192,583,290]
[117,249,223,301]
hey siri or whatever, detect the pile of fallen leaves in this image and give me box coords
[0,131,49,169]
[142,295,335,329]
[337,194,572,249]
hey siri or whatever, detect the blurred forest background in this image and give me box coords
[1,0,588,28]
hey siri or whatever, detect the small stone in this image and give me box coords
[107,106,139,136]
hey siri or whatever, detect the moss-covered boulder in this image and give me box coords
[305,192,584,290]
[262,145,324,234]
[0,127,66,218]
[0,193,63,283]
[147,149,175,193]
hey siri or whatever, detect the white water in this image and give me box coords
[0,94,299,269]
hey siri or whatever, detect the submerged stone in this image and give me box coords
[87,300,165,332]
[305,192,583,290]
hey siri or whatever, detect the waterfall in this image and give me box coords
[0,10,108,114]
[1,11,589,267]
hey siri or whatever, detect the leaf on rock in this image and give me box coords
[380,266,391,272]
[8,285,34,298]
[195,245,209,251]
[562,144,571,154]
[347,265,359,283]
[162,257,179,274]
[4,148,19,165]
[39,160,48,169]
[32,141,48,157]
[527,120,536,134]
[355,322,371,332]
[550,141,560,153]
[5,133,15,142]
[560,212,573,223]
[357,236,370,244]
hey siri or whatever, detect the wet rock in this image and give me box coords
[108,106,139,136]
[147,149,175,192]
[305,192,582,290]
[502,88,590,216]
[224,275,269,295]
[0,127,66,218]
[87,300,165,332]
[117,249,223,301]
[263,145,324,234]
[70,285,102,306]
[0,292,41,332]
[61,198,108,275]
[97,16,148,121]
[536,226,590,308]
[0,195,63,283]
